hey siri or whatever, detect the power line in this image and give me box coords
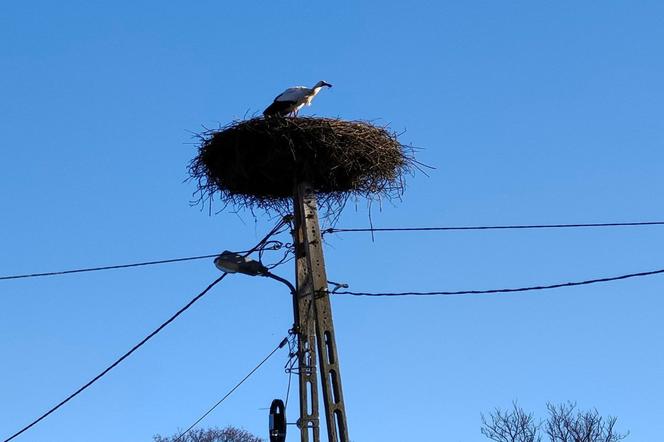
[283,333,298,410]
[2,274,227,442]
[334,267,664,297]
[0,254,221,281]
[0,246,288,282]
[0,241,289,282]
[3,221,662,282]
[3,217,290,442]
[324,221,664,235]
[173,337,289,442]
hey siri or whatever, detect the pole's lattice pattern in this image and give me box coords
[294,192,321,442]
[293,182,349,442]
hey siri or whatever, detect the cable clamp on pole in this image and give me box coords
[328,280,349,293]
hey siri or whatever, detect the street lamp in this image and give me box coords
[214,250,296,294]
[214,250,269,276]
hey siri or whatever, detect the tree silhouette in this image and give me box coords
[481,402,628,442]
[153,426,263,442]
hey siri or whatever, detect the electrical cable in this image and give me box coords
[284,361,295,410]
[334,267,664,297]
[2,274,227,442]
[0,218,292,283]
[323,221,664,235]
[3,221,661,282]
[2,217,290,442]
[173,337,289,442]
[0,254,223,281]
[283,334,298,410]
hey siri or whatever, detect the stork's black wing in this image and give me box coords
[263,100,296,117]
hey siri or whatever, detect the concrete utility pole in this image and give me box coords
[292,182,349,442]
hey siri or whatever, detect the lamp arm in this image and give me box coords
[263,272,297,295]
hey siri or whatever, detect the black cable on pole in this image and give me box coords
[324,221,664,235]
[283,334,298,410]
[284,356,296,410]
[173,337,289,442]
[334,267,664,297]
[2,217,291,442]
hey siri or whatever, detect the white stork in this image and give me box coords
[263,80,332,117]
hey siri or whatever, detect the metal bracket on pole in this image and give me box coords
[293,182,350,442]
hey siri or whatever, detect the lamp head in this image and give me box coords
[214,251,267,276]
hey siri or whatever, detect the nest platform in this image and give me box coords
[189,117,413,214]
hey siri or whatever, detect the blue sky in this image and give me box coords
[1,1,663,441]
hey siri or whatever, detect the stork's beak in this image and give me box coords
[323,82,333,88]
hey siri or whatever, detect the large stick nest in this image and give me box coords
[189,117,415,216]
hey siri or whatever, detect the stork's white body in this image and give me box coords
[264,81,332,117]
[274,86,323,112]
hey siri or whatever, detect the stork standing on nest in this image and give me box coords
[263,80,332,117]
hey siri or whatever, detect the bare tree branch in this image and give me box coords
[481,402,541,442]
[153,426,264,442]
[544,402,628,442]
[482,402,628,442]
